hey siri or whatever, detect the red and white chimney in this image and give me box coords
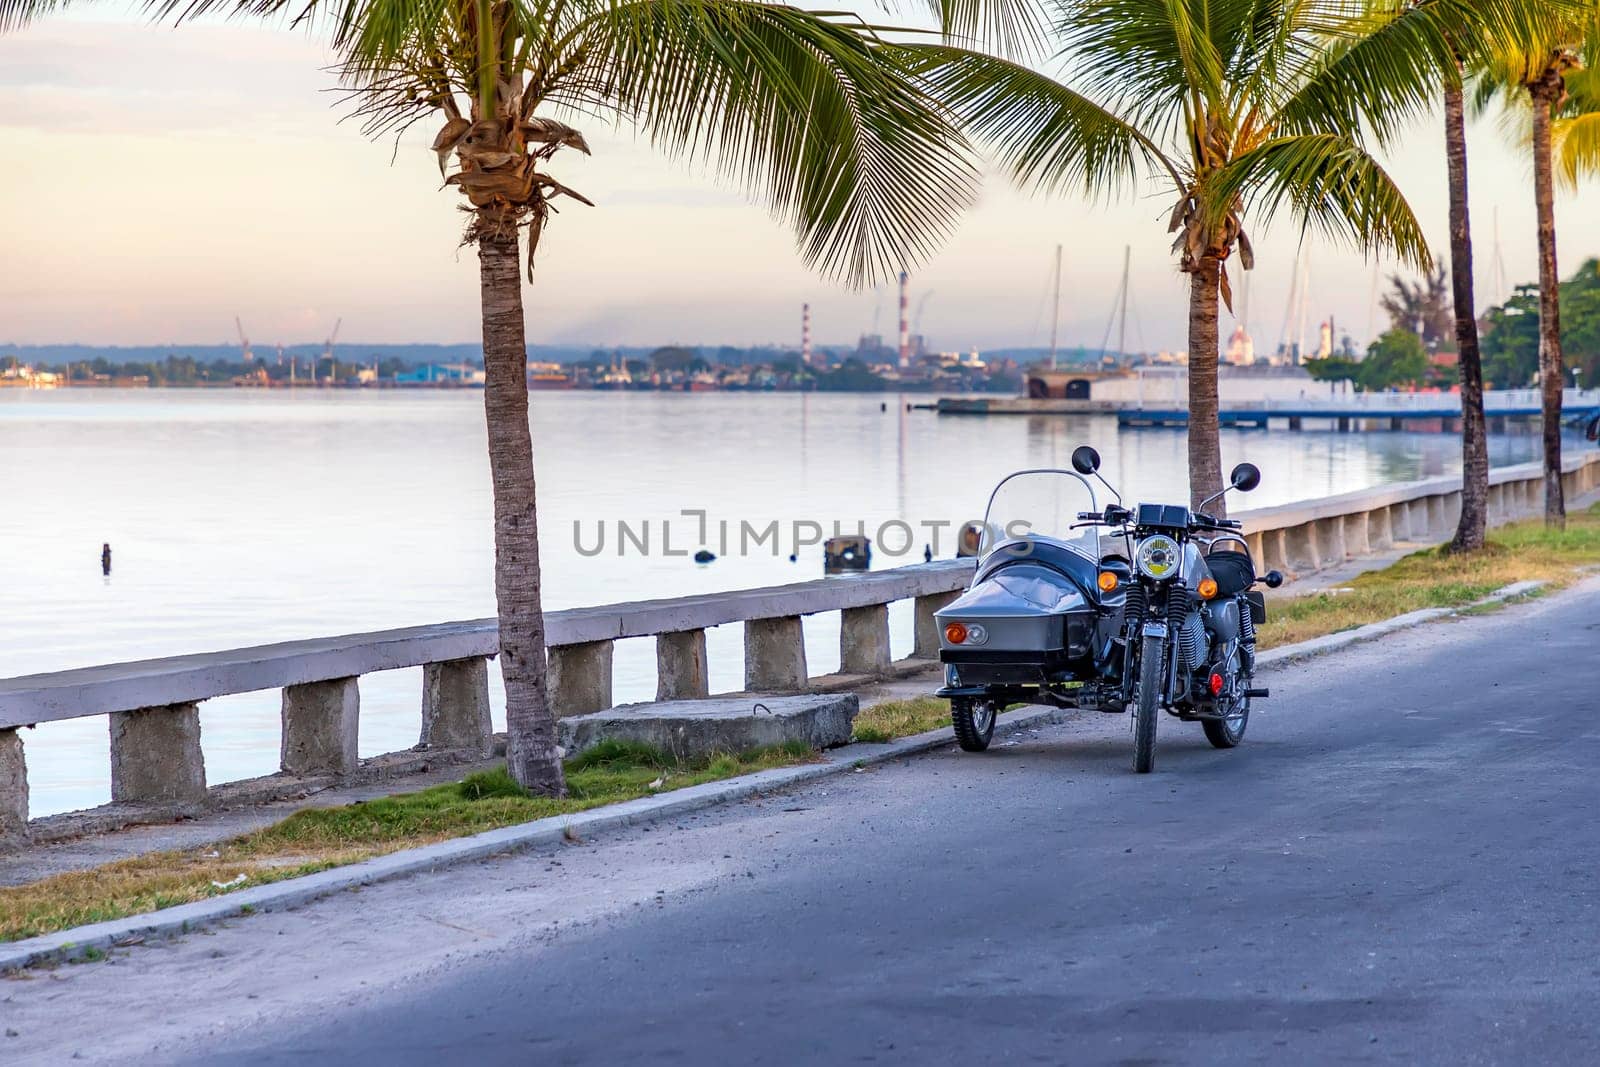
[802,303,812,366]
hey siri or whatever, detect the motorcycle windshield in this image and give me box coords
[980,470,1100,560]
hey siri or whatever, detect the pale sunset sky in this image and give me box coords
[0,6,1591,353]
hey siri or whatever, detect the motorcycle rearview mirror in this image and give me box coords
[1263,570,1284,589]
[1230,463,1262,493]
[1070,445,1122,505]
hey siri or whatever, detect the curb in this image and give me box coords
[0,579,1548,972]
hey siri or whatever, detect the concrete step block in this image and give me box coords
[558,693,859,762]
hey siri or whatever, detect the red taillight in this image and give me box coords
[1209,673,1225,696]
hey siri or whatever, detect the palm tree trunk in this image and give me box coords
[1531,72,1567,530]
[1445,75,1488,553]
[477,216,566,796]
[1187,254,1225,517]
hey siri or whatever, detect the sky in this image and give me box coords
[0,8,1592,354]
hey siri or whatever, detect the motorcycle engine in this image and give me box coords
[1177,610,1208,671]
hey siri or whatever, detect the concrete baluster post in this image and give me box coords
[1345,512,1372,557]
[912,591,963,659]
[1285,522,1321,572]
[1425,496,1446,539]
[1444,491,1463,531]
[420,657,493,754]
[744,616,809,692]
[1316,516,1347,562]
[840,604,892,677]
[1368,507,1394,551]
[1387,503,1411,542]
[1488,483,1506,524]
[548,641,614,718]
[656,630,710,701]
[110,703,207,805]
[281,678,360,777]
[0,728,27,848]
[1263,529,1290,575]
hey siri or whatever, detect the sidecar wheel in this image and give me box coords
[951,698,997,752]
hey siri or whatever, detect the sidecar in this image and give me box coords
[933,470,1127,725]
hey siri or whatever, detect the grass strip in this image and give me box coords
[0,740,816,944]
[1259,504,1600,648]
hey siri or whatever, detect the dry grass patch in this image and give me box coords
[0,740,817,944]
[1260,504,1600,648]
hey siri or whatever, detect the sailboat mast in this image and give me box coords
[1116,245,1131,359]
[1048,244,1062,370]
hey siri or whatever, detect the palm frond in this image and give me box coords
[571,0,981,286]
[918,0,1053,58]
[897,42,1180,197]
[1206,131,1431,268]
[0,0,68,31]
[1554,110,1600,188]
[1053,0,1226,129]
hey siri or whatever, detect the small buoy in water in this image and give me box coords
[788,553,798,563]
[694,549,716,564]
[880,402,887,412]
[101,542,112,576]
[924,544,933,563]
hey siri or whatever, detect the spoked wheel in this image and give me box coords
[1202,683,1251,749]
[1132,634,1164,774]
[951,697,997,752]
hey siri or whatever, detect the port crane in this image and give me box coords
[235,317,254,363]
[321,318,342,383]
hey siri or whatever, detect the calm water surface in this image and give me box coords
[0,389,1553,815]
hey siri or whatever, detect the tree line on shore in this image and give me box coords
[3,0,1597,795]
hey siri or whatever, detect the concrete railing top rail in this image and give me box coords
[1233,457,1589,535]
[0,560,975,729]
[1125,388,1600,415]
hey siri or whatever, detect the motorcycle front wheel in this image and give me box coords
[951,697,997,752]
[1132,635,1164,774]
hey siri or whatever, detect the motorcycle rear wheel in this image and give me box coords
[951,698,997,752]
[1132,635,1163,774]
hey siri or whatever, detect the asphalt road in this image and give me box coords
[10,581,1600,1065]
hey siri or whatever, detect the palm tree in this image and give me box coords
[911,1,1458,515]
[1476,9,1600,529]
[2,0,983,793]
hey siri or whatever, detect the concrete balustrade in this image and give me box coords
[0,453,1596,841]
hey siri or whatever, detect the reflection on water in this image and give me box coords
[0,389,1562,815]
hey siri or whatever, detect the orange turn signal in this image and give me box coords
[1198,577,1219,600]
[944,622,969,645]
[1097,571,1119,593]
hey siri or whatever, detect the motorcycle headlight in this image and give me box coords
[1135,535,1181,582]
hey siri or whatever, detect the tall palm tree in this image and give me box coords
[910,1,1466,514]
[2,0,984,793]
[1476,8,1600,529]
[916,0,1571,521]
[312,1,989,793]
[1434,3,1589,554]
[1553,61,1600,183]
